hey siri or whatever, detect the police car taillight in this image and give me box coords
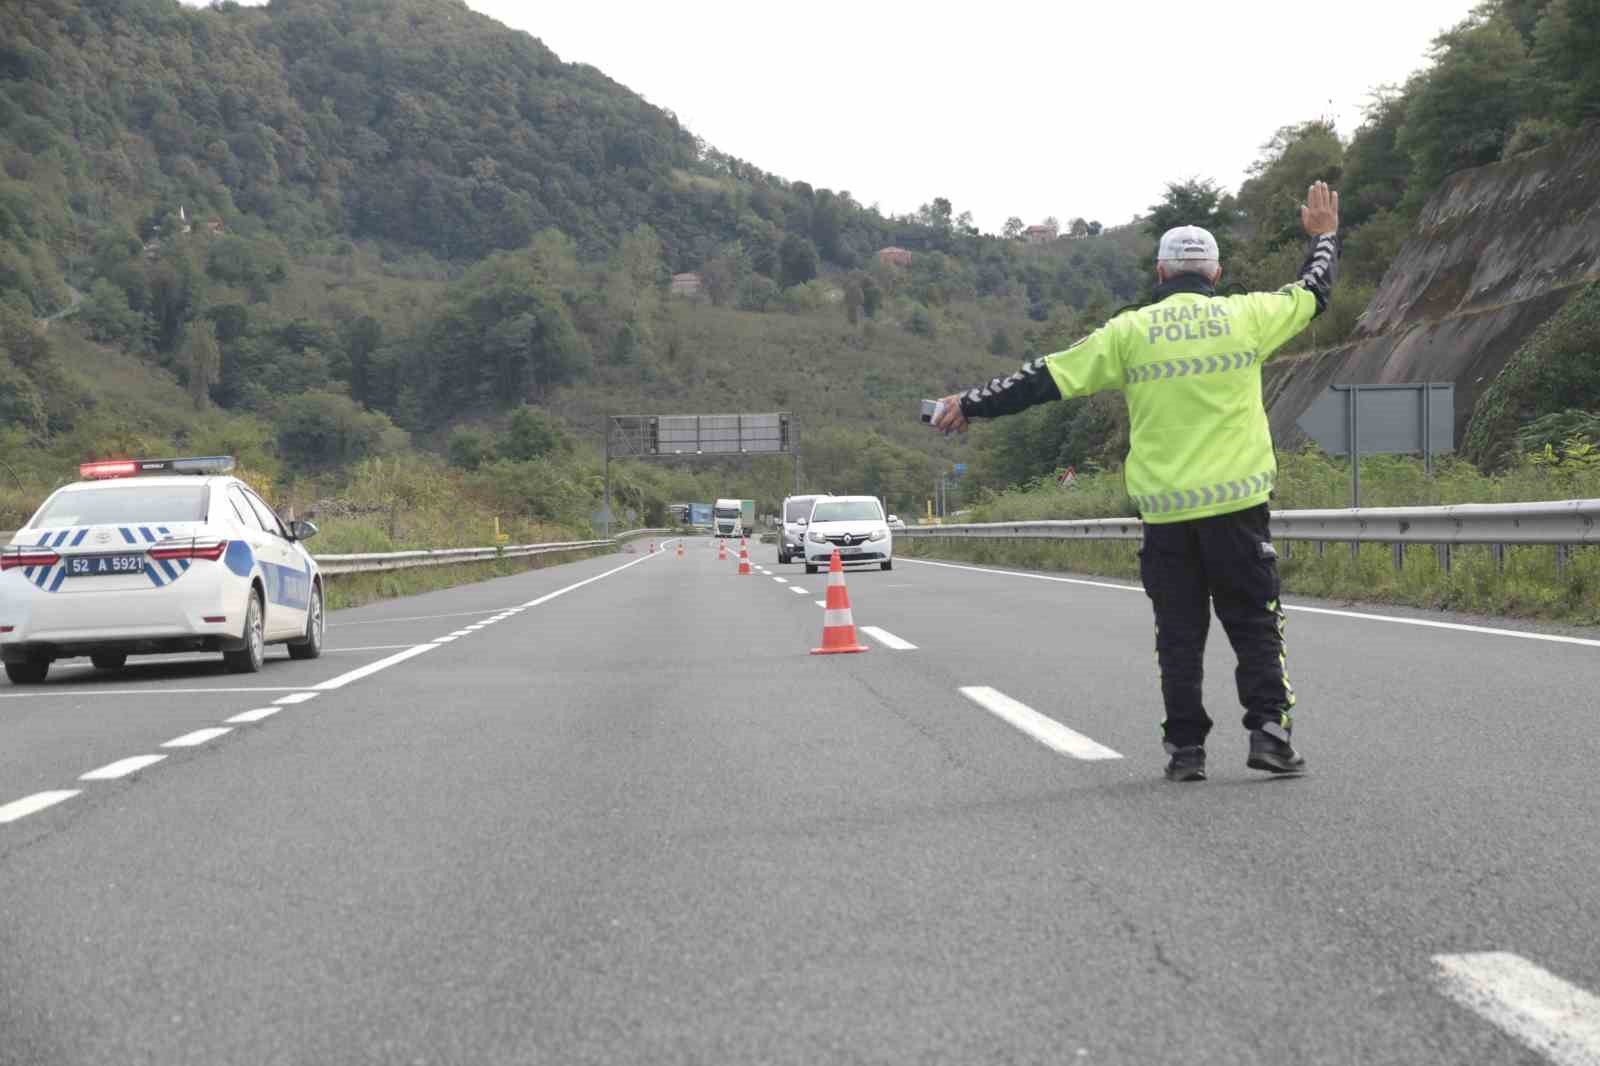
[79,456,236,479]
[148,537,228,562]
[1,546,60,571]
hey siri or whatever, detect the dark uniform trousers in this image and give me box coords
[1138,503,1294,749]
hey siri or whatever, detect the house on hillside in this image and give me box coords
[205,218,225,235]
[877,246,913,268]
[1023,222,1058,243]
[670,272,703,297]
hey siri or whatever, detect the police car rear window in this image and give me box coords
[32,486,207,529]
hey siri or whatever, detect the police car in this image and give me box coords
[0,457,324,684]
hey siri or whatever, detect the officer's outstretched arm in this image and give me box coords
[953,327,1120,423]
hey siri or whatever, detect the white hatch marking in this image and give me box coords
[274,692,318,705]
[80,755,167,780]
[162,727,233,748]
[226,707,282,724]
[1434,952,1600,1065]
[959,687,1123,761]
[0,791,80,824]
[860,626,917,650]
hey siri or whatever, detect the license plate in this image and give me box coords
[65,553,146,577]
[840,545,862,555]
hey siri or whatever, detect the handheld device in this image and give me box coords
[920,398,945,425]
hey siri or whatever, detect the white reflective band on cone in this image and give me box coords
[828,571,845,585]
[823,609,854,628]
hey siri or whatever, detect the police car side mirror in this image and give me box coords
[290,519,319,542]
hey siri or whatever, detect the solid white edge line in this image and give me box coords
[325,644,418,653]
[1434,952,1600,1065]
[226,707,281,724]
[274,692,318,705]
[330,607,517,627]
[161,727,233,748]
[0,687,314,700]
[80,754,167,780]
[433,636,458,643]
[860,625,918,650]
[312,643,438,691]
[959,686,1123,761]
[520,550,660,610]
[0,790,80,824]
[902,557,1600,650]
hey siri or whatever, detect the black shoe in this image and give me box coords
[1247,724,1306,774]
[1164,745,1207,782]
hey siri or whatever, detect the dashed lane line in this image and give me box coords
[162,727,233,748]
[274,692,318,705]
[902,557,1600,650]
[80,755,167,781]
[0,687,317,700]
[958,686,1123,761]
[1434,952,1600,1065]
[773,576,788,583]
[226,707,281,724]
[0,791,80,824]
[788,586,807,595]
[814,600,827,608]
[860,626,917,650]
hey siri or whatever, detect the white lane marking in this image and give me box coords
[958,686,1123,761]
[0,687,314,700]
[860,626,917,650]
[788,586,807,595]
[331,607,515,627]
[80,755,167,780]
[520,550,659,610]
[274,692,318,705]
[162,727,233,748]
[433,636,458,643]
[0,790,80,824]
[815,600,827,607]
[903,557,1600,650]
[1434,952,1600,1065]
[226,707,282,724]
[326,644,418,653]
[312,643,437,691]
[448,630,472,637]
[773,576,788,583]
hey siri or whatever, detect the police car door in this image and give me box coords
[229,486,305,640]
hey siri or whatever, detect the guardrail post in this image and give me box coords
[1392,542,1404,573]
[1556,543,1568,579]
[1492,543,1504,573]
[1316,541,1325,559]
[1437,544,1452,575]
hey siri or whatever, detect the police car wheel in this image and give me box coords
[881,560,893,571]
[288,583,324,661]
[90,653,128,671]
[4,656,48,685]
[224,592,265,674]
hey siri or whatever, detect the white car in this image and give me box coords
[0,456,324,684]
[778,493,829,564]
[803,495,893,573]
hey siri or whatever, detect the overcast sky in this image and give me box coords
[188,0,1478,233]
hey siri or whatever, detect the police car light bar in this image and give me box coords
[79,456,237,479]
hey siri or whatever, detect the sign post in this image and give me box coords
[1296,383,1455,509]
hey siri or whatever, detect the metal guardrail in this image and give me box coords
[314,528,672,576]
[0,528,674,577]
[900,501,1600,575]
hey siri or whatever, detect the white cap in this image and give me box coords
[1156,225,1218,261]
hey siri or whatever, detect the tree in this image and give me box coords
[777,233,818,288]
[1235,120,1344,249]
[1143,179,1239,262]
[1087,221,1103,236]
[860,274,882,319]
[1003,216,1024,240]
[180,320,221,410]
[501,405,569,460]
[275,391,406,471]
[1069,217,1089,238]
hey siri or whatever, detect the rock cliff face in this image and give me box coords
[1266,122,1600,449]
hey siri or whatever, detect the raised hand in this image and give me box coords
[1301,180,1339,237]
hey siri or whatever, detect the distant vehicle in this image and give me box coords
[739,499,755,535]
[803,495,893,573]
[887,514,907,533]
[778,493,830,564]
[689,502,713,528]
[713,498,744,538]
[1,456,324,684]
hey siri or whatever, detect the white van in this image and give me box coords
[803,495,893,573]
[778,493,829,564]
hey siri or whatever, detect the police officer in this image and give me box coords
[932,181,1340,782]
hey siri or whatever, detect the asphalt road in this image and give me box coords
[2,537,1598,1065]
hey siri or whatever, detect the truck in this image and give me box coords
[689,502,713,529]
[712,498,757,538]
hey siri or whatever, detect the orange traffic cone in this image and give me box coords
[718,541,727,561]
[811,550,869,655]
[649,541,657,554]
[737,543,752,575]
[676,542,685,558]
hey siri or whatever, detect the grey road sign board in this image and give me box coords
[1297,383,1454,457]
